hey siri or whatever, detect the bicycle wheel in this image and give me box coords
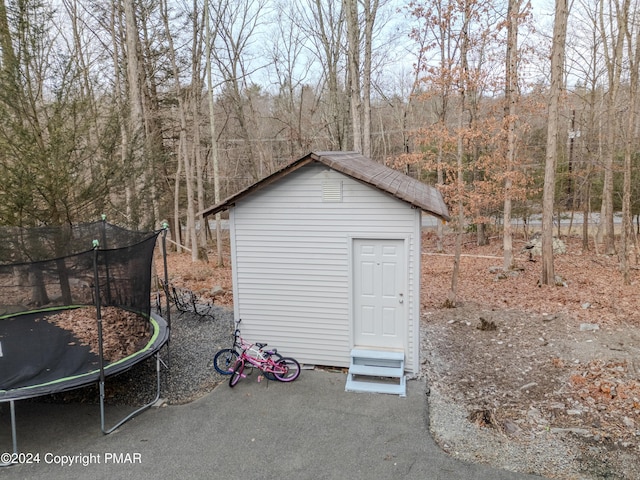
[272,357,301,382]
[262,352,283,381]
[229,359,244,387]
[213,348,238,375]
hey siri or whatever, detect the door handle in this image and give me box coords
[399,293,404,304]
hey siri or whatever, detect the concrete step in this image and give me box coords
[347,363,404,378]
[345,374,407,397]
[345,349,406,397]
[350,349,404,362]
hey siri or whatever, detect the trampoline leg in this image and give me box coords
[1,401,18,467]
[100,352,163,435]
[10,401,16,454]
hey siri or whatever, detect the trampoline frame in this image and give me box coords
[0,225,172,466]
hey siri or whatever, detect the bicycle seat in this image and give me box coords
[256,342,267,349]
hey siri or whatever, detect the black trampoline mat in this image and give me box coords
[0,309,100,392]
[0,307,168,401]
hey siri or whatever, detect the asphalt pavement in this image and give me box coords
[1,369,543,479]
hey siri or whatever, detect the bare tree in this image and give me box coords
[597,0,629,255]
[541,0,570,285]
[209,0,269,181]
[123,0,147,228]
[205,0,224,266]
[360,0,380,158]
[300,0,347,150]
[621,2,640,283]
[345,0,362,152]
[189,0,207,252]
[343,0,381,156]
[160,0,199,261]
[407,0,457,254]
[502,0,522,271]
[448,0,473,307]
[565,0,604,251]
[266,2,315,159]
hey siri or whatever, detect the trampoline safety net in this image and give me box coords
[0,220,160,317]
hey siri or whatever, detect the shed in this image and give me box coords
[200,151,449,395]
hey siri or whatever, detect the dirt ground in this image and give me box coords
[159,231,640,479]
[420,232,640,479]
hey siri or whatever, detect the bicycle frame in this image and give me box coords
[238,345,282,375]
[228,340,301,386]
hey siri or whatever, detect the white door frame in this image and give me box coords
[348,235,410,353]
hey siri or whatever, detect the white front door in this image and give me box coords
[353,239,406,350]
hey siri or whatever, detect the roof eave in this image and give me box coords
[199,151,451,221]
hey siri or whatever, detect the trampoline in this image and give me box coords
[0,307,168,400]
[0,220,171,463]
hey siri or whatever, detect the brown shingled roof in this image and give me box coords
[198,151,450,221]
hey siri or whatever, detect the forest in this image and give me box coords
[0,0,639,279]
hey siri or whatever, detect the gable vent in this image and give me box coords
[322,180,343,202]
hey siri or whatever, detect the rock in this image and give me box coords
[527,407,543,423]
[581,302,591,309]
[554,275,567,287]
[522,234,567,257]
[580,323,600,332]
[520,382,538,391]
[503,420,521,436]
[211,285,224,297]
[623,417,635,429]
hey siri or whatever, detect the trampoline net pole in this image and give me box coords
[100,217,113,304]
[161,225,172,370]
[161,224,171,329]
[92,244,106,386]
[92,243,108,435]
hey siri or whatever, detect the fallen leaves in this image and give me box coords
[46,306,151,362]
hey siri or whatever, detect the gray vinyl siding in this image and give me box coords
[229,163,421,372]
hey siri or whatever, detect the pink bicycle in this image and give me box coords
[229,342,301,387]
[213,319,282,380]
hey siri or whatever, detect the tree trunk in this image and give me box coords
[541,0,569,285]
[503,0,520,271]
[161,0,197,260]
[185,0,201,261]
[447,2,470,307]
[361,0,379,158]
[345,0,362,153]
[0,0,16,74]
[123,0,145,229]
[621,11,638,284]
[309,0,346,150]
[190,0,207,251]
[109,0,132,228]
[598,0,629,255]
[205,0,224,267]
